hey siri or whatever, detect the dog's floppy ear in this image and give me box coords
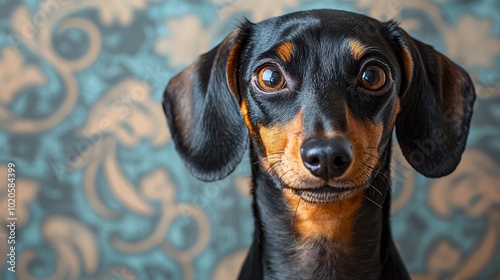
[162,24,250,182]
[388,23,476,178]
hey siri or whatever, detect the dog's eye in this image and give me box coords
[359,65,386,91]
[256,65,286,92]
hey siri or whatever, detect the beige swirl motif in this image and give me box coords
[74,79,169,218]
[412,212,500,279]
[155,0,300,67]
[445,15,500,68]
[429,150,500,218]
[7,4,100,133]
[91,0,147,25]
[112,168,210,280]
[213,249,248,280]
[6,0,148,133]
[411,150,500,278]
[0,47,46,120]
[155,15,214,67]
[18,216,99,280]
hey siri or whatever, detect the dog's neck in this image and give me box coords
[240,142,409,280]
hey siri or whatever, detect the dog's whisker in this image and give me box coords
[293,196,302,244]
[375,170,396,189]
[264,160,282,174]
[285,192,297,207]
[371,184,382,196]
[251,151,286,166]
[364,194,382,209]
[336,200,343,236]
[390,155,412,172]
[387,166,406,191]
[362,162,377,172]
[277,169,296,186]
[374,167,402,192]
[252,156,282,166]
[388,159,407,179]
[252,157,280,166]
[311,203,321,218]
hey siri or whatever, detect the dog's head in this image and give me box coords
[163,10,475,203]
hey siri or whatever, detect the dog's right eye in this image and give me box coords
[358,64,387,92]
[255,65,286,92]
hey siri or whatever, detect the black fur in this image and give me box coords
[162,9,475,279]
[162,28,249,181]
[387,24,476,178]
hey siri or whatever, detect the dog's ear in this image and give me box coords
[162,24,251,182]
[388,23,476,178]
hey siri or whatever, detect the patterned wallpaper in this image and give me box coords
[0,0,499,279]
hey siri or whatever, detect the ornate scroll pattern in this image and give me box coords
[17,216,99,280]
[76,79,169,218]
[0,0,498,279]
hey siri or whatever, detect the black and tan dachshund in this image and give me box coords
[162,9,475,280]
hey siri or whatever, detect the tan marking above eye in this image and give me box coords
[359,64,386,91]
[349,40,366,61]
[275,41,294,62]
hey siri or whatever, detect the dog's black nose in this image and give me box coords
[300,137,353,179]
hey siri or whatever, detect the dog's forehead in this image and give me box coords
[253,10,386,47]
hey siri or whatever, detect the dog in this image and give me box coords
[162,9,475,280]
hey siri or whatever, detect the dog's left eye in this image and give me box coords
[359,64,386,91]
[255,65,286,92]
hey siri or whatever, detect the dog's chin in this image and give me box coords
[287,185,361,204]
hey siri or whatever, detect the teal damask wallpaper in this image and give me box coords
[0,0,499,279]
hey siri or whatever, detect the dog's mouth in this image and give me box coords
[288,185,358,204]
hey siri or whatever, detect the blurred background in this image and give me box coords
[0,0,499,279]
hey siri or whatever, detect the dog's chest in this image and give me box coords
[273,237,383,280]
